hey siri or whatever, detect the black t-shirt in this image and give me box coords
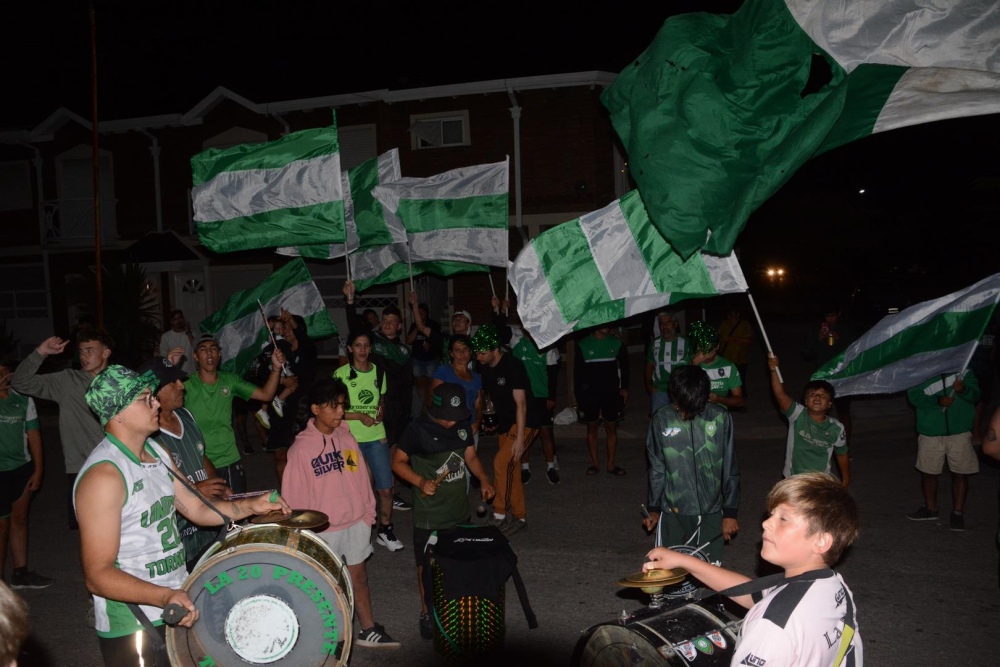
[479,352,531,433]
[409,319,442,362]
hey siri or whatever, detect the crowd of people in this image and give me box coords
[4,290,1000,667]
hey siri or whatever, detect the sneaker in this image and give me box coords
[521,468,532,484]
[254,408,271,430]
[502,517,527,537]
[907,506,938,521]
[376,523,404,552]
[10,570,52,590]
[486,513,510,531]
[546,467,561,485]
[950,511,966,531]
[418,613,433,640]
[271,397,285,418]
[392,493,412,511]
[357,623,401,649]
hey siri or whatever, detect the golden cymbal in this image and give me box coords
[617,568,688,588]
[249,509,329,529]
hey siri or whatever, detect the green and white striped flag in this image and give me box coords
[371,158,510,267]
[191,124,344,254]
[198,258,337,376]
[603,0,1000,260]
[509,190,747,349]
[812,274,1000,397]
[277,149,401,261]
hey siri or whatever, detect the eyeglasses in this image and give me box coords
[136,392,158,409]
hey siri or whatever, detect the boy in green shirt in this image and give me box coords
[768,354,849,486]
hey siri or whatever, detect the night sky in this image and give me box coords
[6,1,999,311]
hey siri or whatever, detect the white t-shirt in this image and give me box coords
[732,571,863,667]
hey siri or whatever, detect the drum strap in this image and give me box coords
[694,568,834,601]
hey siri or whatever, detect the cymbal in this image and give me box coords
[249,509,329,529]
[617,568,688,588]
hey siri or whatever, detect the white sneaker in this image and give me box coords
[271,397,285,418]
[376,523,404,552]
[254,408,271,429]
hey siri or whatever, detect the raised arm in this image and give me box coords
[11,337,70,399]
[768,354,793,412]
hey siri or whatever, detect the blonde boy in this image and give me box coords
[644,472,862,667]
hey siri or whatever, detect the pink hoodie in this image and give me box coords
[281,418,376,532]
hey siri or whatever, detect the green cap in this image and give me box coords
[470,324,500,353]
[86,365,157,425]
[688,321,719,354]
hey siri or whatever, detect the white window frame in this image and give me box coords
[409,110,470,150]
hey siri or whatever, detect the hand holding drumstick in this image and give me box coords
[420,459,462,497]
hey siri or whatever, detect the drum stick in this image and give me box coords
[226,490,273,500]
[640,504,652,520]
[422,460,461,497]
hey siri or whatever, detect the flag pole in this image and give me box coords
[345,253,352,284]
[746,291,782,383]
[488,273,497,298]
[257,299,289,374]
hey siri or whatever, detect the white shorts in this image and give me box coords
[317,519,374,566]
[915,433,980,475]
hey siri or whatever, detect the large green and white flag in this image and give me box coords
[277,149,401,261]
[603,0,1000,260]
[509,190,747,348]
[198,258,337,376]
[191,124,344,253]
[813,274,1000,397]
[371,158,510,267]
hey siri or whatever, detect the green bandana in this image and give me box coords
[688,321,719,354]
[470,324,500,352]
[86,365,157,425]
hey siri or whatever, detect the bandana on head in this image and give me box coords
[688,321,719,354]
[470,324,500,353]
[86,365,157,425]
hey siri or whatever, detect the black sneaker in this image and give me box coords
[10,570,52,590]
[376,523,404,552]
[546,468,560,485]
[357,623,401,649]
[392,493,412,511]
[907,506,938,521]
[521,468,531,484]
[502,517,527,537]
[419,613,433,640]
[949,511,966,531]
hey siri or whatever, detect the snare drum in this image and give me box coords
[572,599,742,666]
[167,524,354,666]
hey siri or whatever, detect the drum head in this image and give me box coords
[168,526,352,666]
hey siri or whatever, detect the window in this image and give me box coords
[409,111,470,149]
[0,161,33,211]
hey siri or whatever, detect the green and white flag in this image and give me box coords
[277,149,401,261]
[198,258,337,376]
[191,124,344,253]
[812,274,1000,397]
[371,158,510,267]
[603,0,1000,260]
[509,190,747,349]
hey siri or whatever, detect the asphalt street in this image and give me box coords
[9,320,1000,666]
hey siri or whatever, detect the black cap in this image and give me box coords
[137,357,187,391]
[195,332,221,350]
[428,382,471,421]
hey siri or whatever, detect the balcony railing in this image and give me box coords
[43,198,118,245]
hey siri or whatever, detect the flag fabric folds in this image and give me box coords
[812,274,1000,397]
[602,0,1000,260]
[191,124,344,254]
[277,149,401,261]
[372,159,510,268]
[198,258,337,377]
[509,190,747,349]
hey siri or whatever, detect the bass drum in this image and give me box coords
[572,599,742,666]
[167,525,354,666]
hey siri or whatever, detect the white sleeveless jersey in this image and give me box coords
[74,436,187,638]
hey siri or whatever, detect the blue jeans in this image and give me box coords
[358,439,393,489]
